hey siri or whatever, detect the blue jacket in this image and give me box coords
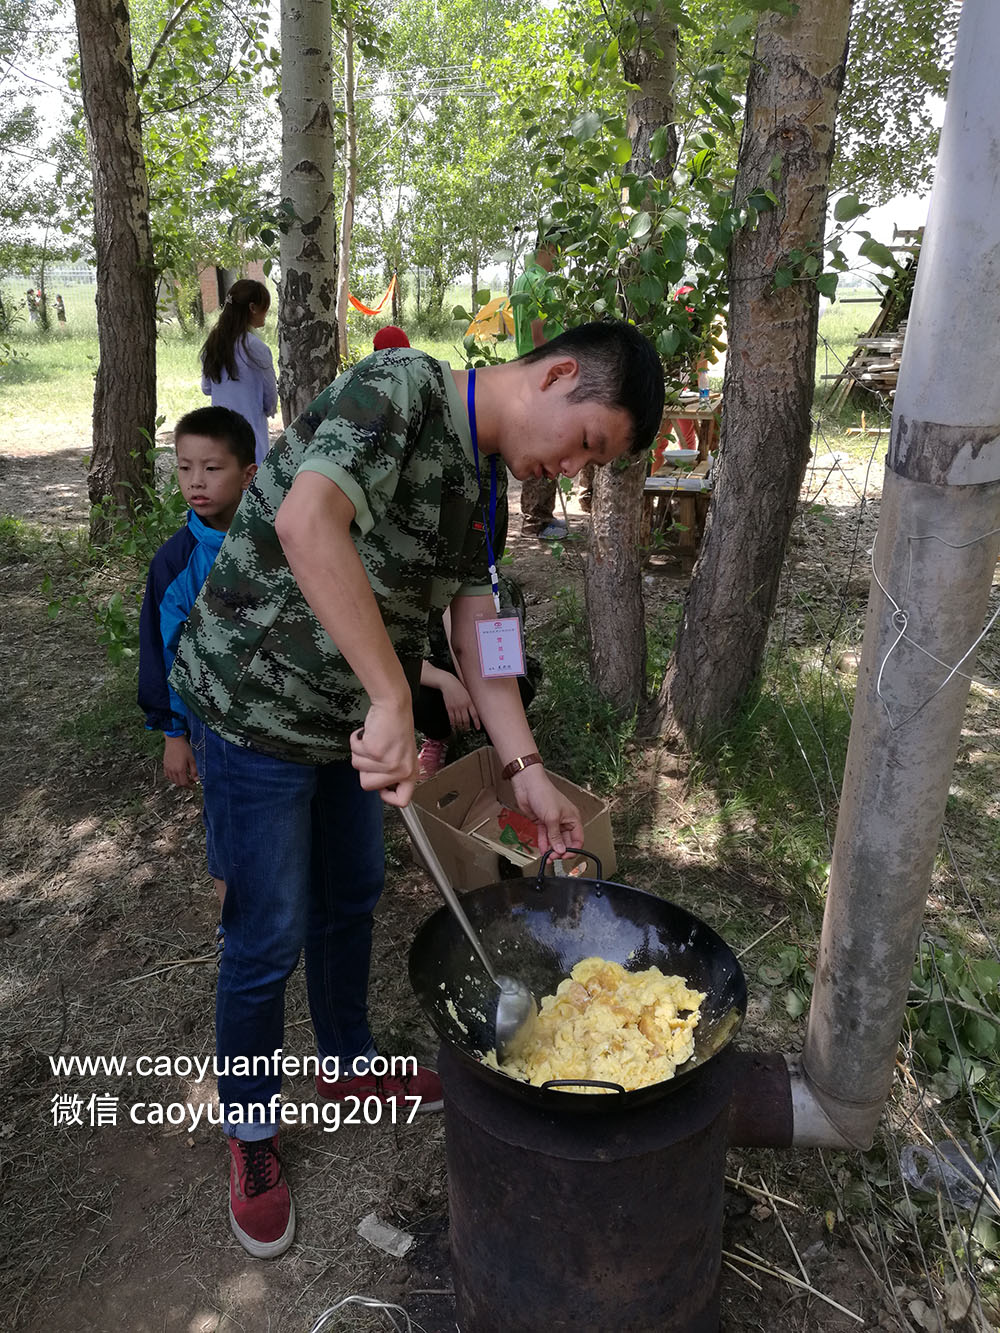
[138,511,225,736]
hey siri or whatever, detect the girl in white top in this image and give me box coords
[200,279,278,465]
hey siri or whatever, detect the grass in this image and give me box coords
[0,279,512,451]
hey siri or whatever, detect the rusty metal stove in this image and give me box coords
[438,1042,737,1333]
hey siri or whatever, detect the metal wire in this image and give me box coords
[309,1294,426,1333]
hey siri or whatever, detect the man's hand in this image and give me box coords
[350,699,418,808]
[438,673,481,733]
[163,735,199,787]
[510,764,584,857]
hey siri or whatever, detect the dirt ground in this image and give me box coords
[1,435,929,1333]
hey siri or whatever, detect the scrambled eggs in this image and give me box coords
[486,956,705,1092]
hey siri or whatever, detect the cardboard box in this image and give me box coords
[410,746,616,889]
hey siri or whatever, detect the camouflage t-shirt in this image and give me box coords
[170,348,508,763]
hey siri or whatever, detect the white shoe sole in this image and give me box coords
[229,1197,296,1259]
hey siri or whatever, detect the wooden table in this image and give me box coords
[642,396,721,556]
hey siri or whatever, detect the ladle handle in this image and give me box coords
[400,803,500,986]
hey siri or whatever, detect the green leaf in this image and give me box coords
[571,110,603,143]
[649,126,671,164]
[639,274,664,304]
[690,147,714,179]
[656,327,681,357]
[786,991,806,1019]
[773,267,795,289]
[858,237,896,269]
[662,226,687,262]
[965,1015,1000,1057]
[628,212,652,240]
[833,193,868,223]
[474,289,491,305]
[816,272,839,299]
[611,138,633,165]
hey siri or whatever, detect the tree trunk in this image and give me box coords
[470,247,479,312]
[429,259,445,315]
[621,9,678,179]
[335,6,357,360]
[278,0,338,423]
[585,453,649,710]
[74,0,157,537]
[655,0,853,742]
[583,13,678,714]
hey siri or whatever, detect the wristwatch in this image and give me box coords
[501,752,542,781]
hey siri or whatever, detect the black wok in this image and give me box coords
[409,851,747,1112]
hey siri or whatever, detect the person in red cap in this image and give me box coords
[373,325,410,350]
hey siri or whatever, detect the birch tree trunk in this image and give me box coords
[335,6,356,360]
[622,7,677,179]
[656,0,853,741]
[74,0,157,539]
[279,0,338,422]
[584,8,677,712]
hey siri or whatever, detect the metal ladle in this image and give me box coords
[401,803,537,1061]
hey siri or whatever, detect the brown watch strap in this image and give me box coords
[501,752,542,781]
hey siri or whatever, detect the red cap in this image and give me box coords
[373,325,410,350]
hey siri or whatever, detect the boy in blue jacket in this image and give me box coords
[139,406,257,899]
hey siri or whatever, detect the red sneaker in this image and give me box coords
[316,1062,444,1113]
[228,1134,295,1258]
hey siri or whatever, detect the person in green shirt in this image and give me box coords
[170,322,664,1260]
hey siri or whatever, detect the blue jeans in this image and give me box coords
[189,717,384,1140]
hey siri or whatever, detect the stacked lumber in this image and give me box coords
[851,318,906,398]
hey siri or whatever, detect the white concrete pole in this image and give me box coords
[798,0,1000,1147]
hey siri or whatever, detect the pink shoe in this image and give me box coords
[418,737,448,780]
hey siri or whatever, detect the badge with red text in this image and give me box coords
[475,611,526,678]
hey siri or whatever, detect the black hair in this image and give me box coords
[174,406,256,468]
[517,320,665,456]
[200,278,271,383]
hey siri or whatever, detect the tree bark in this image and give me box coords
[74,0,157,537]
[278,0,338,423]
[583,10,678,714]
[621,8,678,179]
[335,6,357,360]
[655,0,853,742]
[585,453,649,710]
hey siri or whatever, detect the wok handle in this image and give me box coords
[535,846,604,884]
[400,803,500,987]
[541,1078,626,1095]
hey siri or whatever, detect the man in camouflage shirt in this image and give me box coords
[170,321,664,1259]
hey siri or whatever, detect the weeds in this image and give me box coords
[0,514,49,563]
[526,587,637,791]
[689,653,854,882]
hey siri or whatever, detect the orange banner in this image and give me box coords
[348,273,397,317]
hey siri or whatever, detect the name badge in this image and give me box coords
[475,612,526,678]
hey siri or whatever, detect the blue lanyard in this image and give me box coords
[467,369,501,612]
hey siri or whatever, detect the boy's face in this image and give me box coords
[496,357,634,483]
[175,433,256,531]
